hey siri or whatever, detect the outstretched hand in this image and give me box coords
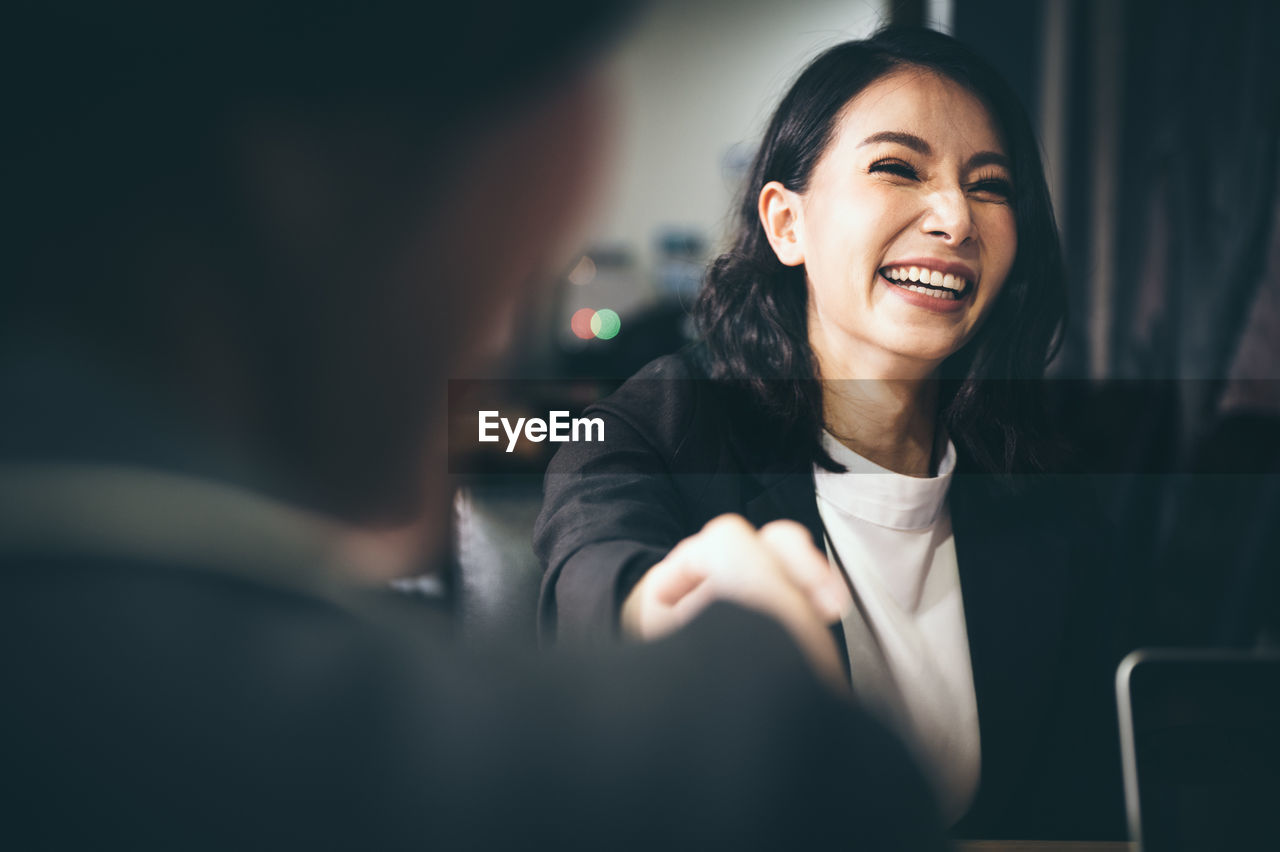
[621,515,852,692]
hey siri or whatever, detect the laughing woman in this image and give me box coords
[535,27,1125,841]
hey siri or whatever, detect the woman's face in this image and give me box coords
[769,69,1017,378]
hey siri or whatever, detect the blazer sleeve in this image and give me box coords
[534,355,705,645]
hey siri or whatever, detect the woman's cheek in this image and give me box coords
[988,207,1017,266]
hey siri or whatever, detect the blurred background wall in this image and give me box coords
[524,0,897,372]
[591,0,888,283]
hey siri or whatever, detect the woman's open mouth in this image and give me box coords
[878,265,971,301]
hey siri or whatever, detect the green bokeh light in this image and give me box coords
[591,309,621,340]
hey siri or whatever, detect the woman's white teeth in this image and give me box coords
[901,283,957,299]
[883,265,968,294]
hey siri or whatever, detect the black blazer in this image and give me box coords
[536,351,1127,840]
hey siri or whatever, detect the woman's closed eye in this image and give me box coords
[869,158,1014,202]
[868,158,919,180]
[967,175,1013,201]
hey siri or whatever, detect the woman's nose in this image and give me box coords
[920,187,975,245]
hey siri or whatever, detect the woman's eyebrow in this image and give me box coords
[858,131,930,153]
[858,131,1011,173]
[967,151,1011,171]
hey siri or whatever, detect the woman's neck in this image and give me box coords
[812,342,941,478]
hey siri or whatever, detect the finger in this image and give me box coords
[757,521,825,582]
[646,522,851,694]
[694,514,783,589]
[667,576,721,630]
[661,524,825,635]
[757,521,832,595]
[645,547,712,607]
[784,610,852,695]
[691,516,845,624]
[700,513,756,536]
[758,521,852,622]
[716,562,850,695]
[636,518,769,635]
[620,559,704,641]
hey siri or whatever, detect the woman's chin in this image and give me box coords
[873,333,967,373]
[871,299,978,365]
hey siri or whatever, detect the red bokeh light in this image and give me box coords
[570,308,597,340]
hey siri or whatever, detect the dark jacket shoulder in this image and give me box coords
[583,350,720,471]
[535,351,770,642]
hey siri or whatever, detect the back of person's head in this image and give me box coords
[4,1,631,522]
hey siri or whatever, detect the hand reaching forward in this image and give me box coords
[621,515,853,692]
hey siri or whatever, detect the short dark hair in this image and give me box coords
[695,26,1066,476]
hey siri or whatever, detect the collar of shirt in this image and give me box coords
[813,432,955,531]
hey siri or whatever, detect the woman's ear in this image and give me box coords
[758,181,805,267]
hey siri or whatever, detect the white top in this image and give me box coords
[813,433,981,825]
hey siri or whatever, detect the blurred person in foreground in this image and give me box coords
[0,2,946,849]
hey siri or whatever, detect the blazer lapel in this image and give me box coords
[949,473,1073,833]
[742,464,825,547]
[742,461,853,686]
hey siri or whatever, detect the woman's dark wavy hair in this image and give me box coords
[695,26,1066,476]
